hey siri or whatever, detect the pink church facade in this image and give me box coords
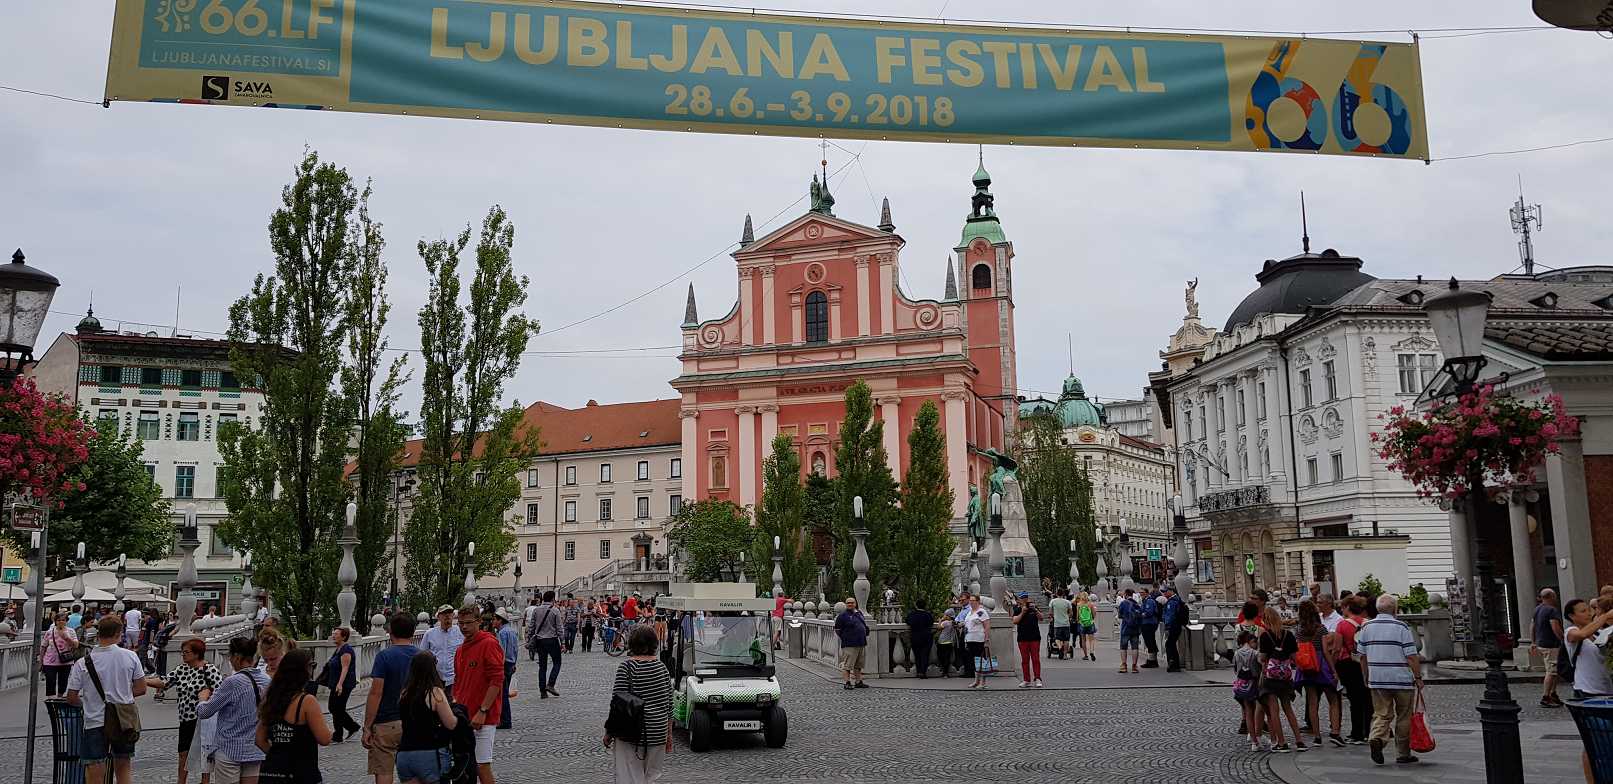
[671,164,1019,527]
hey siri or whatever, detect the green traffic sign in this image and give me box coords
[2,567,20,583]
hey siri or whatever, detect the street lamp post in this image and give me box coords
[851,496,870,612]
[772,535,784,597]
[70,542,87,608]
[0,250,62,387]
[1068,539,1080,598]
[19,503,50,784]
[240,551,257,619]
[336,502,359,630]
[113,553,128,613]
[1117,518,1134,595]
[1172,495,1194,601]
[1424,278,1520,783]
[967,541,981,597]
[987,492,1006,615]
[463,540,478,607]
[175,503,200,636]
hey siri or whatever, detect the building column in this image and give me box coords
[759,404,779,456]
[878,254,895,336]
[736,406,757,508]
[679,408,699,498]
[760,265,776,346]
[1547,436,1596,602]
[1508,489,1536,646]
[738,268,755,346]
[943,390,969,520]
[879,396,901,481]
[855,255,872,337]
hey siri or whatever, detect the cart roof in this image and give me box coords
[658,582,775,612]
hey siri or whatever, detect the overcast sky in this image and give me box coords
[3,1,1610,419]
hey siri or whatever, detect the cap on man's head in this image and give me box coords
[436,604,456,615]
[1018,591,1029,598]
[1162,585,1175,593]
[945,609,956,617]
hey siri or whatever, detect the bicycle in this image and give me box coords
[603,619,627,656]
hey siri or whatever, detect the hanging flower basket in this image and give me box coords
[0,377,93,506]
[1373,385,1577,500]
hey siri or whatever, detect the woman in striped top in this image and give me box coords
[604,625,673,784]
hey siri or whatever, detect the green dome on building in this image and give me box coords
[1017,375,1106,428]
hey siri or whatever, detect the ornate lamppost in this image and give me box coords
[463,540,478,607]
[772,535,784,596]
[336,502,359,630]
[1172,495,1194,600]
[1068,539,1081,598]
[175,503,200,636]
[737,552,747,584]
[113,553,128,613]
[1424,278,1520,782]
[987,492,1006,615]
[0,250,61,386]
[70,542,88,609]
[1116,518,1135,595]
[851,496,870,611]
[968,541,981,597]
[1094,525,1110,603]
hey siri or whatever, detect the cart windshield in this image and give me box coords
[687,613,768,667]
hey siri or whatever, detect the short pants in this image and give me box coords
[1079,625,1097,636]
[367,720,402,775]
[1052,627,1072,642]
[1120,633,1141,651]
[474,724,496,764]
[840,645,868,671]
[396,748,452,783]
[81,726,135,766]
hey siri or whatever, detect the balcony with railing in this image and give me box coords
[1197,485,1270,513]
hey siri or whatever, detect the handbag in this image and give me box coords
[53,632,86,664]
[84,652,142,746]
[1409,691,1436,753]
[604,689,646,745]
[974,646,1000,676]
[1264,657,1298,684]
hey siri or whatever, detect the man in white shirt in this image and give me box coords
[1318,594,1343,633]
[122,606,143,650]
[420,604,464,687]
[67,617,148,784]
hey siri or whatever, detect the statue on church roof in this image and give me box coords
[809,174,835,217]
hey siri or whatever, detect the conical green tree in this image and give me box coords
[1016,411,1099,585]
[830,380,898,610]
[893,399,956,616]
[751,434,816,600]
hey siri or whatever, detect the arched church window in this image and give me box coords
[805,290,829,343]
[971,264,992,290]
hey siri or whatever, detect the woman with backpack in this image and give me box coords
[1233,630,1263,752]
[1563,598,1613,700]
[604,625,673,784]
[1257,605,1305,752]
[1295,599,1344,747]
[1075,592,1097,661]
[395,650,460,784]
[255,648,332,784]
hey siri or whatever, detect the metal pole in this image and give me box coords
[23,505,49,784]
[1471,480,1522,781]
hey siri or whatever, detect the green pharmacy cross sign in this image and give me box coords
[1244,555,1255,576]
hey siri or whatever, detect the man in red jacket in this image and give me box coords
[454,604,506,783]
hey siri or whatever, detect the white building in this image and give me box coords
[31,313,259,612]
[1104,398,1157,440]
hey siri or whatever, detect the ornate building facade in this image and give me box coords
[671,164,1018,542]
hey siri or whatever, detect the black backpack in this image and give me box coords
[443,702,478,784]
[604,689,645,746]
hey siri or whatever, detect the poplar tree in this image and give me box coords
[404,206,541,611]
[1016,412,1099,585]
[219,150,357,637]
[751,434,816,600]
[892,399,955,616]
[342,185,409,631]
[830,380,898,610]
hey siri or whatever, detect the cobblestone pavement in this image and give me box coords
[0,650,1566,783]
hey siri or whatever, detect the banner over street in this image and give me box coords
[107,0,1428,159]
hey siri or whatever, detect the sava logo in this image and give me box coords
[200,76,274,100]
[201,75,228,100]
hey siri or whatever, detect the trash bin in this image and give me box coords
[1567,699,1613,784]
[45,697,85,784]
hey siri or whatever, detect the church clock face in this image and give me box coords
[804,263,826,284]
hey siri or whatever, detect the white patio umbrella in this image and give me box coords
[43,587,116,603]
[42,570,166,593]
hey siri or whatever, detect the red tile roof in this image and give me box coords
[394,399,682,468]
[1117,433,1164,453]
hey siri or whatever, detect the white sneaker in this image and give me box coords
[1017,680,1029,688]
[1034,679,1043,687]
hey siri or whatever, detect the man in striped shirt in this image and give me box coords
[1356,594,1424,764]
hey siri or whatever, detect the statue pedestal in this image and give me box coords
[951,476,1041,595]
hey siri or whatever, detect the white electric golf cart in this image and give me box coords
[658,583,787,751]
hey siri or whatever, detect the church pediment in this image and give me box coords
[736,213,896,258]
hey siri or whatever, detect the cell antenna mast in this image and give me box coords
[1300,192,1311,254]
[1510,178,1544,276]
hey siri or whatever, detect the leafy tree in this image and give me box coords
[830,380,898,610]
[801,471,837,598]
[342,184,409,632]
[404,206,541,612]
[750,434,815,600]
[219,150,358,638]
[2,413,169,577]
[892,399,956,617]
[668,498,753,582]
[1016,412,1098,588]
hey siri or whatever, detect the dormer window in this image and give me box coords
[1398,290,1425,306]
[1530,292,1559,309]
[971,264,992,290]
[1594,295,1613,311]
[805,290,828,343]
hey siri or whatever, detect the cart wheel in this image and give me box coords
[763,705,788,748]
[689,709,713,752]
